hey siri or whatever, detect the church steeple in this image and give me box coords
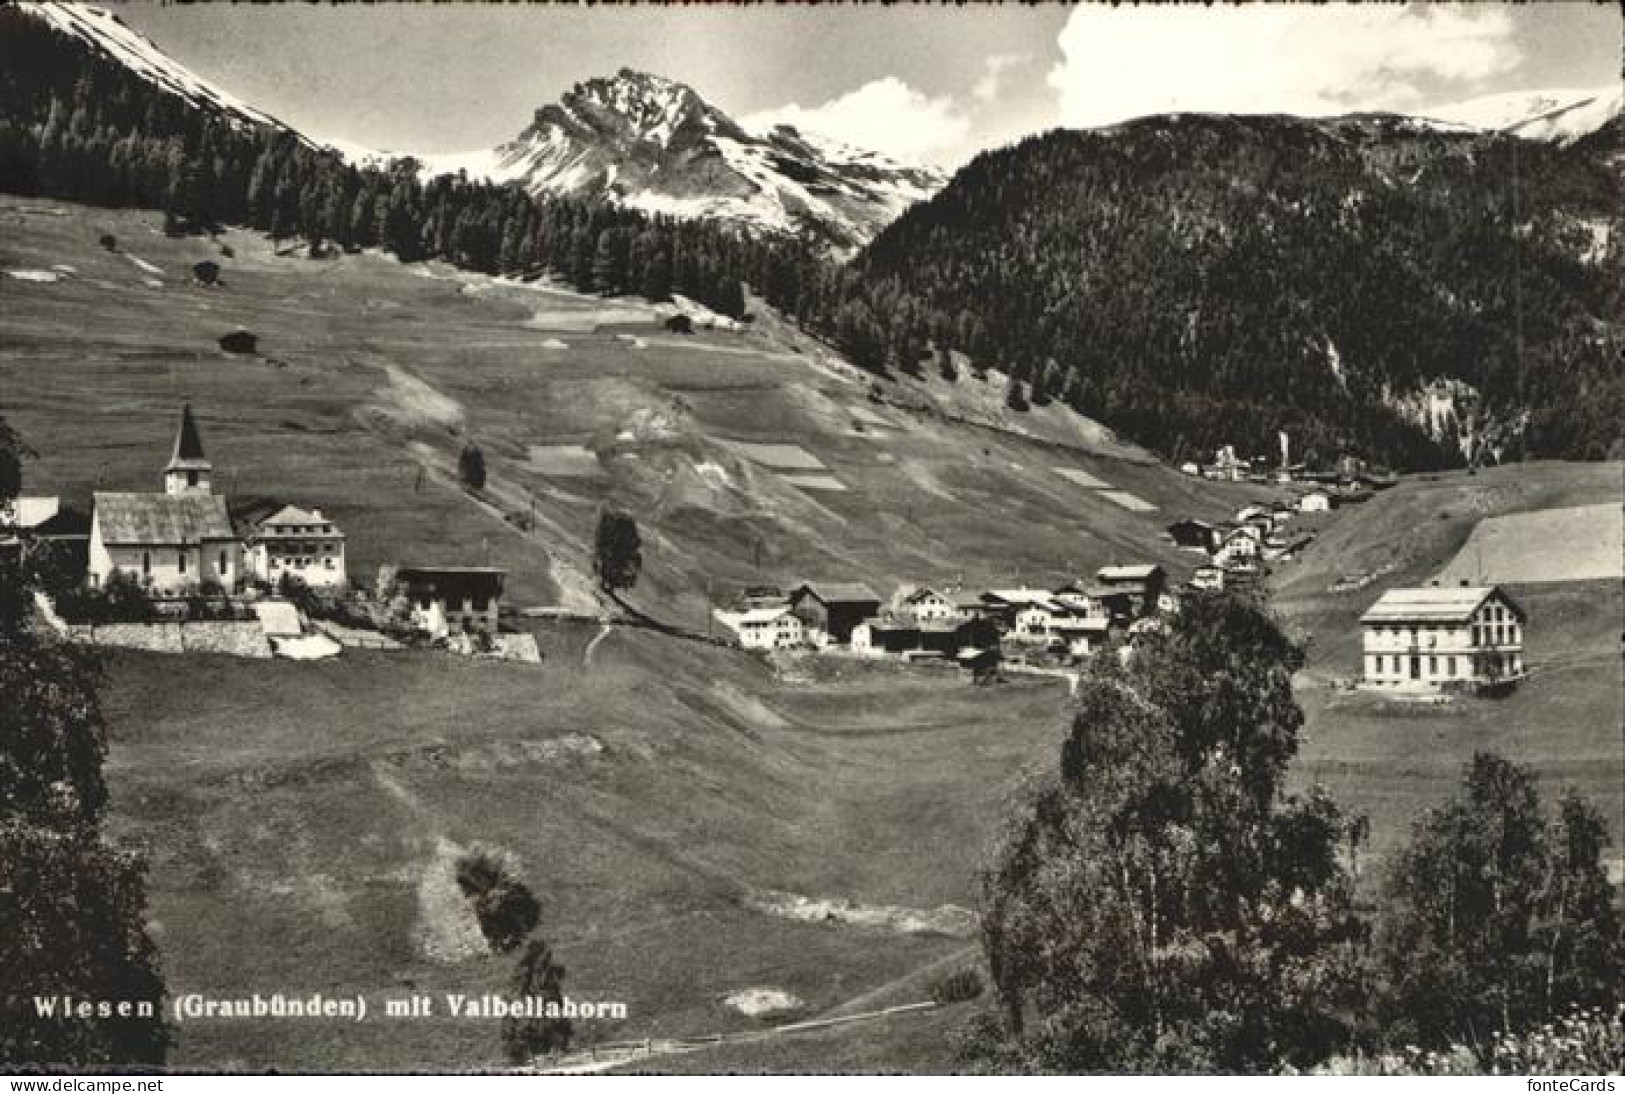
[163,402,212,495]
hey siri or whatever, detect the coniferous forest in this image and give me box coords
[2,8,1620,471]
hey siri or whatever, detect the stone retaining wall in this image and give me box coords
[67,620,271,659]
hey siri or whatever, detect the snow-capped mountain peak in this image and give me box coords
[333,69,945,252]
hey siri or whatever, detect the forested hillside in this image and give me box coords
[3,4,1620,472]
[846,115,1622,466]
[0,6,762,318]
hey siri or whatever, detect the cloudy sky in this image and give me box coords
[119,2,1622,169]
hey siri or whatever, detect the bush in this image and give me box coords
[53,571,151,624]
[455,849,541,953]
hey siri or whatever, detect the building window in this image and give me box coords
[1447,656,1456,676]
[219,550,228,574]
[178,552,186,574]
[1428,655,1437,676]
[187,470,198,487]
[142,552,151,576]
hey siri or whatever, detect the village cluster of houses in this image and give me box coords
[1181,442,1397,494]
[1164,501,1314,593]
[6,406,1525,692]
[711,563,1175,671]
[4,405,508,647]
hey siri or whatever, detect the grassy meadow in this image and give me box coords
[4,200,1620,1071]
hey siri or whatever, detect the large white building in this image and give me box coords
[713,605,804,650]
[245,504,348,588]
[87,405,241,596]
[1360,584,1526,690]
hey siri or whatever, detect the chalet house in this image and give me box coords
[714,605,804,651]
[1166,519,1220,552]
[1189,565,1225,591]
[788,582,881,644]
[1095,564,1167,617]
[245,505,348,589]
[1299,491,1334,513]
[1360,584,1526,691]
[1050,613,1111,658]
[1214,527,1262,567]
[984,587,1066,627]
[87,405,241,596]
[398,566,506,638]
[897,586,959,623]
[1009,597,1065,642]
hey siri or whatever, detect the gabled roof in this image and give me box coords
[986,588,1057,607]
[93,492,235,545]
[902,586,950,603]
[1360,585,1523,625]
[792,581,880,605]
[718,606,797,625]
[253,505,345,537]
[1097,564,1164,581]
[165,403,211,472]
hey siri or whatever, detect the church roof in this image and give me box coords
[93,492,235,546]
[165,403,211,472]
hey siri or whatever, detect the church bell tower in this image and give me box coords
[163,402,213,496]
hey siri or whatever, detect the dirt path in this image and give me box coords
[583,623,613,667]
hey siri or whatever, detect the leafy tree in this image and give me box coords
[501,938,572,1063]
[1378,753,1623,1052]
[0,415,169,1067]
[976,591,1367,1073]
[457,442,486,492]
[455,849,541,954]
[592,510,642,595]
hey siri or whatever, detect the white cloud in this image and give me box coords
[1048,4,1521,129]
[974,53,1030,103]
[745,77,971,164]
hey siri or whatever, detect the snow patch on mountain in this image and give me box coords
[1418,86,1623,144]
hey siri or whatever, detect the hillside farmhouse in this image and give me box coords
[1166,518,1220,552]
[897,586,959,623]
[245,504,348,588]
[1299,491,1334,512]
[1360,584,1526,691]
[88,405,241,596]
[713,605,804,650]
[398,566,506,638]
[1095,564,1166,618]
[788,582,881,644]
